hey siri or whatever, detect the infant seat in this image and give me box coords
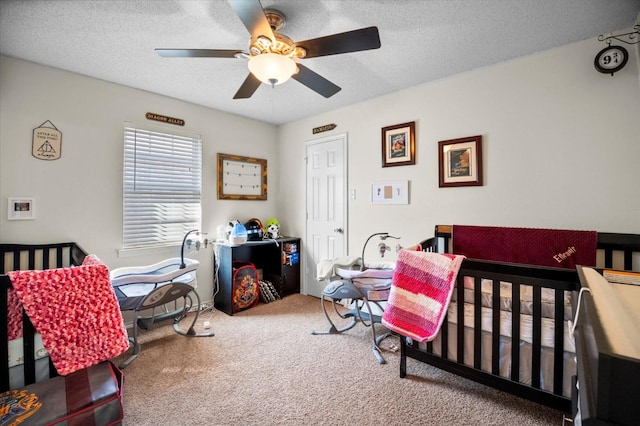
[110,257,214,368]
[312,264,395,364]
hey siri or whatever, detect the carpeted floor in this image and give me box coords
[112,294,564,425]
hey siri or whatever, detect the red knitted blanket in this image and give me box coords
[7,255,129,375]
[382,250,465,342]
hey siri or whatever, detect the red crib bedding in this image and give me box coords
[452,225,597,269]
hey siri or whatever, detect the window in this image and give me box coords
[123,123,202,250]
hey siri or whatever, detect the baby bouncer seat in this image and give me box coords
[110,257,214,368]
[312,266,394,364]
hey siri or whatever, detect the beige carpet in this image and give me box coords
[112,294,564,425]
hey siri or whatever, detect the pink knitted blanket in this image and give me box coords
[381,250,465,342]
[7,255,129,375]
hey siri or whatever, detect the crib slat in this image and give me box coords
[624,250,633,271]
[0,278,9,391]
[531,286,542,389]
[22,311,36,385]
[511,283,521,382]
[553,288,565,396]
[56,246,65,268]
[456,277,464,363]
[475,277,484,370]
[12,250,20,272]
[490,279,499,374]
[29,248,36,270]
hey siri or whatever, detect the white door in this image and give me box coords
[305,133,347,298]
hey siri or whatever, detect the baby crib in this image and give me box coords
[1,242,125,425]
[1,242,88,389]
[399,226,640,414]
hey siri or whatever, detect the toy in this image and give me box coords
[244,218,265,241]
[265,218,281,239]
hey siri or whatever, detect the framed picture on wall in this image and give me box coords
[8,197,36,220]
[438,135,483,187]
[382,121,415,167]
[217,153,267,200]
[371,180,409,204]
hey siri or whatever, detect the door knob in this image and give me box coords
[334,228,343,234]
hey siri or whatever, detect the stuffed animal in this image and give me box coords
[265,218,281,239]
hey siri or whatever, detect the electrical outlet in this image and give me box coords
[203,321,211,329]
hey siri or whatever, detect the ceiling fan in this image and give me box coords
[155,0,381,99]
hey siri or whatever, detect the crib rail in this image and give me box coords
[1,242,87,391]
[597,232,640,271]
[428,225,640,271]
[401,259,578,412]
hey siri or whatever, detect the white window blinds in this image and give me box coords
[123,125,202,249]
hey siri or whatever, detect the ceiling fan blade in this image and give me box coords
[233,73,262,99]
[227,0,275,44]
[155,49,243,58]
[297,26,381,59]
[292,64,341,98]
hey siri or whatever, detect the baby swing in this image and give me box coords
[312,232,399,364]
[110,230,214,368]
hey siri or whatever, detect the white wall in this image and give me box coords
[277,35,640,292]
[0,55,279,303]
[2,31,639,301]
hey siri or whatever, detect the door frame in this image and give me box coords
[303,132,349,295]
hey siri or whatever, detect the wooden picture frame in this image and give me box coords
[382,121,415,167]
[217,153,267,200]
[438,135,483,187]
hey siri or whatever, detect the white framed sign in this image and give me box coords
[8,198,36,220]
[371,180,409,204]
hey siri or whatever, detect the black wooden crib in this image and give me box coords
[1,242,88,390]
[399,226,640,416]
[1,242,125,425]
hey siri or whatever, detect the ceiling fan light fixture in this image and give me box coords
[248,53,297,86]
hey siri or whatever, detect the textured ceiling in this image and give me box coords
[1,0,639,125]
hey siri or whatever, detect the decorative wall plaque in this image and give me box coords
[312,123,337,134]
[32,120,62,160]
[146,112,185,126]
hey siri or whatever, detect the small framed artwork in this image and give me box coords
[382,121,415,167]
[438,135,483,188]
[8,198,36,220]
[217,153,267,200]
[371,180,409,204]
